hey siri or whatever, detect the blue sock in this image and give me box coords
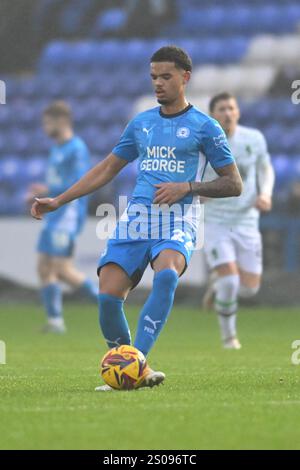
[134,269,179,356]
[41,283,62,319]
[80,278,98,303]
[98,293,131,348]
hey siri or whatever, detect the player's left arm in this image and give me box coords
[154,163,242,204]
[255,133,275,212]
[190,162,242,198]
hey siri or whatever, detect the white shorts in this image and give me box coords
[204,223,263,274]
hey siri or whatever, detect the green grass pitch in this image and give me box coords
[0,302,300,450]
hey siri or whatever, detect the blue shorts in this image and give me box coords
[37,228,75,257]
[97,223,196,289]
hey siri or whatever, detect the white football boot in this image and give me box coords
[95,384,114,392]
[223,337,242,350]
[95,367,165,392]
[41,318,66,334]
[136,366,165,389]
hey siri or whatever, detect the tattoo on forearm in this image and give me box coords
[190,176,241,198]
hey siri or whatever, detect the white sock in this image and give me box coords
[218,313,237,341]
[214,274,239,341]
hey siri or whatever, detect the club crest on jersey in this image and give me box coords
[176,127,190,139]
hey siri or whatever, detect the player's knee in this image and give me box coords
[239,284,260,298]
[98,292,123,308]
[98,263,132,299]
[37,259,51,282]
[57,265,72,283]
[53,259,68,277]
[215,274,240,298]
[99,279,128,299]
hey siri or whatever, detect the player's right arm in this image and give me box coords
[31,153,127,220]
[31,118,138,220]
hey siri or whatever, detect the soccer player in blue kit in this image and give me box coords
[31,47,242,389]
[28,101,98,333]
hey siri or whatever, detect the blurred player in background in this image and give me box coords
[31,47,242,390]
[202,92,275,349]
[27,101,98,333]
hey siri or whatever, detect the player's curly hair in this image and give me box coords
[150,46,192,72]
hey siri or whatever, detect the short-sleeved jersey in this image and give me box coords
[112,104,234,210]
[44,136,90,235]
[203,125,271,228]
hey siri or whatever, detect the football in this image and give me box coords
[100,345,148,390]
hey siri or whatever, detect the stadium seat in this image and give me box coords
[58,0,95,36]
[0,156,23,185]
[0,106,14,128]
[0,188,25,215]
[291,157,300,179]
[24,157,46,183]
[6,130,31,155]
[178,3,300,36]
[92,8,127,37]
[14,106,38,129]
[28,129,52,155]
[272,155,293,186]
[0,189,9,215]
[245,35,300,65]
[39,41,70,70]
[17,79,41,100]
[190,65,276,97]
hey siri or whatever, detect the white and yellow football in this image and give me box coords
[100,345,148,390]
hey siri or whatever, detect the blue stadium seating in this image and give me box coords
[24,157,46,184]
[58,0,95,36]
[0,156,24,185]
[32,0,300,39]
[39,38,250,70]
[176,3,300,35]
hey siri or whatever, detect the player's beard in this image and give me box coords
[157,98,171,105]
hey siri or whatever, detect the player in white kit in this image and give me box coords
[202,93,275,349]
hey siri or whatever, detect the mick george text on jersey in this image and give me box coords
[140,146,185,173]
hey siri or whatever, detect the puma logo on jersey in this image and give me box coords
[147,146,176,159]
[142,125,155,136]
